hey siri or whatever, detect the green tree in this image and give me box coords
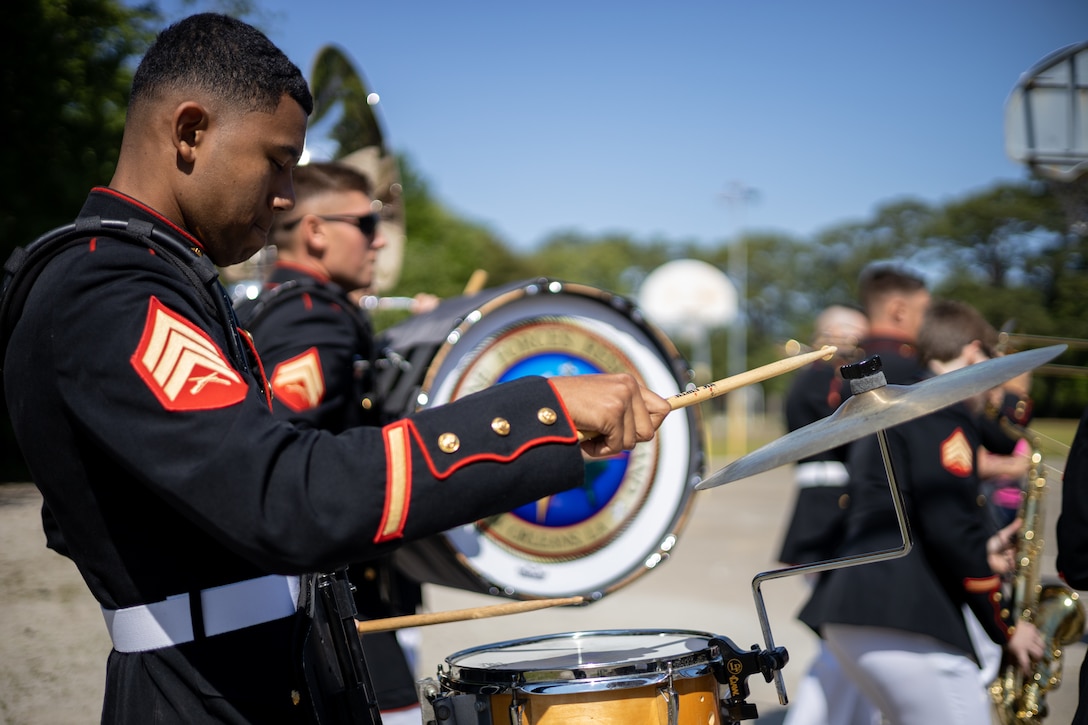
[807,198,937,302]
[924,181,1068,289]
[523,232,676,294]
[1,0,158,261]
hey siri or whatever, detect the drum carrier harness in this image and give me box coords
[0,217,385,725]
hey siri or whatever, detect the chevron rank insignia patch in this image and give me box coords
[940,427,973,477]
[270,348,325,412]
[131,296,247,411]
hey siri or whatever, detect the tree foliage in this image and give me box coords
[923,182,1068,288]
[1,0,158,259]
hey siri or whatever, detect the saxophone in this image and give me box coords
[990,437,1086,724]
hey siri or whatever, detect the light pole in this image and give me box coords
[719,182,758,459]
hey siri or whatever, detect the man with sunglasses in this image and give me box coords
[240,162,386,429]
[237,161,423,723]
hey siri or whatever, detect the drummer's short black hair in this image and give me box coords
[857,262,926,313]
[130,13,313,117]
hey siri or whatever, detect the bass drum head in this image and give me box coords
[395,279,704,601]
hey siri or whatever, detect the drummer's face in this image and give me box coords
[319,190,387,291]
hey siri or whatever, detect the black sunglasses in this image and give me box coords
[281,213,380,237]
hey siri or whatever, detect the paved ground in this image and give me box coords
[0,440,1083,723]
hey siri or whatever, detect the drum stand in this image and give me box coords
[706,635,788,723]
[748,428,912,707]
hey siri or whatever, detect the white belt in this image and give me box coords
[795,461,849,488]
[102,575,301,653]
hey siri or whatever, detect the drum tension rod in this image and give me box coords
[707,635,789,723]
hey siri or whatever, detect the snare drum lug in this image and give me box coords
[659,663,680,725]
[508,698,525,725]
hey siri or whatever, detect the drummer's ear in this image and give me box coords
[302,216,329,255]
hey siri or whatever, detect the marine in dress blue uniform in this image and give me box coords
[797,300,1042,724]
[799,390,1012,657]
[1,15,666,723]
[6,187,587,723]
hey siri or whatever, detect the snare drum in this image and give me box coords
[374,279,704,601]
[426,629,726,724]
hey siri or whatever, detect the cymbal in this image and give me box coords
[695,344,1067,490]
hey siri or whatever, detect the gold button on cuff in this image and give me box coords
[537,407,558,425]
[491,417,511,436]
[361,397,374,410]
[438,433,460,453]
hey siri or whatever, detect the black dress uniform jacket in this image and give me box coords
[777,360,852,564]
[799,386,1010,662]
[239,264,380,431]
[3,188,585,723]
[240,264,419,712]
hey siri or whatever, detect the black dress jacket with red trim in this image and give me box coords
[240,265,380,432]
[799,385,1010,661]
[777,360,851,565]
[3,189,584,723]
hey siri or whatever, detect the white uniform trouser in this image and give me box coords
[823,623,992,725]
[782,640,881,725]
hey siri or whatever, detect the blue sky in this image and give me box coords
[175,1,1087,250]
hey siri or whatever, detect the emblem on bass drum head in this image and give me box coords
[454,320,659,563]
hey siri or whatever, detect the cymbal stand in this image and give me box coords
[750,359,915,706]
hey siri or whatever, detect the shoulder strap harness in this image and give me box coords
[1,216,258,382]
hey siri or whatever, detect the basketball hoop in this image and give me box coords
[1005,40,1088,235]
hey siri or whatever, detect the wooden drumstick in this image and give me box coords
[355,595,586,634]
[665,344,838,411]
[578,345,838,441]
[462,269,488,296]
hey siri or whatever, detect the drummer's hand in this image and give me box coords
[549,374,669,458]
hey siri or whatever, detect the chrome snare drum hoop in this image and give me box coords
[376,279,704,601]
[429,630,726,725]
[440,629,723,694]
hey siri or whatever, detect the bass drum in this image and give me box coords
[375,278,704,601]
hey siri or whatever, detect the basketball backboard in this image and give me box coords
[1005,40,1088,182]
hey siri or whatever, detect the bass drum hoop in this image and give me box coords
[392,278,704,601]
